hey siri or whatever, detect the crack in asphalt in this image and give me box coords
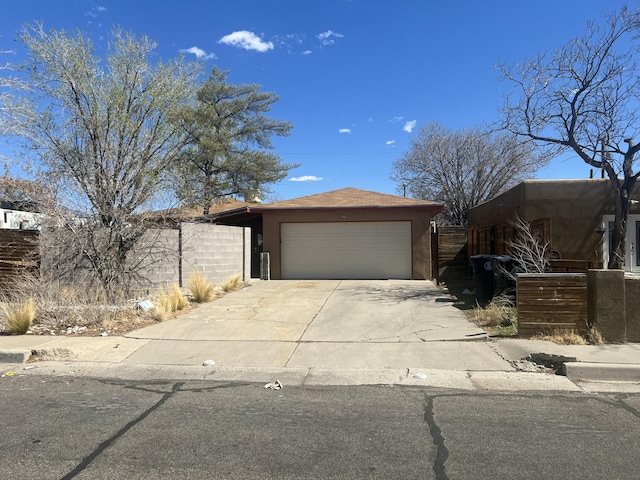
[59,381,185,479]
[424,395,450,480]
[60,380,248,479]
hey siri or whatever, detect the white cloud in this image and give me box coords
[403,120,417,133]
[182,46,217,60]
[390,116,404,123]
[301,50,312,55]
[386,140,396,145]
[317,30,344,46]
[338,128,351,134]
[219,31,274,52]
[85,4,106,18]
[290,175,323,182]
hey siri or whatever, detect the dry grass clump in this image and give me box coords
[2,298,36,335]
[533,325,605,345]
[587,325,604,345]
[221,273,242,293]
[471,294,518,336]
[533,329,587,345]
[168,284,189,311]
[188,272,216,303]
[1,273,143,335]
[149,284,189,321]
[149,301,170,322]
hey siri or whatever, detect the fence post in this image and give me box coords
[260,252,270,281]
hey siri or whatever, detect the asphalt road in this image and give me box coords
[1,376,640,479]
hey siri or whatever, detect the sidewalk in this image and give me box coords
[2,333,639,392]
[491,338,640,384]
[1,280,639,391]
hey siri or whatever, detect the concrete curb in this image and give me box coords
[0,361,582,392]
[562,362,640,383]
[0,350,31,363]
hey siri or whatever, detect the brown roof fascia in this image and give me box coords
[211,203,443,220]
[256,205,443,213]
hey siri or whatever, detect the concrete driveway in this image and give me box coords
[124,280,508,371]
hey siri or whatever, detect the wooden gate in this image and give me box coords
[432,225,468,284]
[0,229,40,290]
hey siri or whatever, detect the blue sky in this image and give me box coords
[0,0,635,201]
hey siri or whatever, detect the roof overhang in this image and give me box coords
[207,203,444,227]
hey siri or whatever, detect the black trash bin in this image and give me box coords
[492,255,515,296]
[470,254,497,304]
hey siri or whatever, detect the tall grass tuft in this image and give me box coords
[148,285,188,321]
[2,298,37,335]
[188,272,216,303]
[471,294,517,335]
[221,273,242,293]
[150,291,171,321]
[168,284,189,311]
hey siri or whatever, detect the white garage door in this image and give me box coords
[281,221,412,279]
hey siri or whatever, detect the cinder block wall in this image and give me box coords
[130,228,181,293]
[42,223,250,295]
[181,223,250,285]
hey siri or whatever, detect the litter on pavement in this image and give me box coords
[264,380,283,390]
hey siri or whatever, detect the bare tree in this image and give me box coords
[390,122,546,225]
[0,49,30,159]
[3,24,201,298]
[500,8,640,269]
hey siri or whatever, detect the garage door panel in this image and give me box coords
[281,221,411,279]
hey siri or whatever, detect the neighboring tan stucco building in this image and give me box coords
[211,188,443,280]
[467,179,640,272]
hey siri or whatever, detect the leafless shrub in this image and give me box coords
[1,269,139,333]
[497,216,553,282]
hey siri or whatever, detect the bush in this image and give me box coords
[2,298,36,335]
[188,272,216,303]
[151,284,188,320]
[168,284,189,311]
[471,294,518,336]
[221,273,242,293]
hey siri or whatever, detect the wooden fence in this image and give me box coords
[431,225,468,284]
[468,218,550,257]
[517,273,588,337]
[0,229,40,289]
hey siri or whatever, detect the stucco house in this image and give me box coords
[210,187,443,280]
[0,201,43,230]
[467,179,640,272]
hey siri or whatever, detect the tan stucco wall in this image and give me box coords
[261,208,438,280]
[467,179,640,263]
[625,276,640,342]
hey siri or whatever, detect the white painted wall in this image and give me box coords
[0,208,43,230]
